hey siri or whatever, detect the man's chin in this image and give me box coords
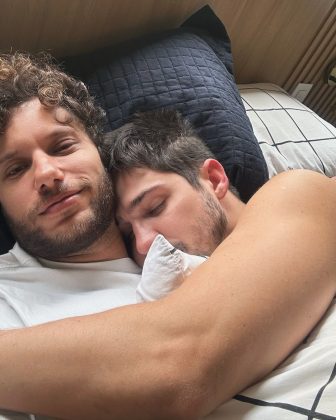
[173,242,211,257]
[17,228,96,260]
[11,213,102,259]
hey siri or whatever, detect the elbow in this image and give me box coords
[155,380,209,420]
[165,384,207,420]
[152,338,216,420]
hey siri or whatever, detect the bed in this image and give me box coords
[0,4,335,420]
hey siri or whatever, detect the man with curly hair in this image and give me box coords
[0,52,335,420]
[0,52,117,259]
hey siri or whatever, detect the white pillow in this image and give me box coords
[238,83,336,178]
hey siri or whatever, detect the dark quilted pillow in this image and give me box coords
[0,212,14,255]
[64,5,268,203]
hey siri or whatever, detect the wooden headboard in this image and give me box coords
[1,0,335,125]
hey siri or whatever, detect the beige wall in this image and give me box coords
[1,0,335,124]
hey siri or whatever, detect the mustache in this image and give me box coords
[30,179,91,218]
[40,182,71,199]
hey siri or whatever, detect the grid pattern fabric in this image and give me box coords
[238,83,336,178]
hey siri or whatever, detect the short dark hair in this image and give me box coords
[107,109,215,189]
[0,52,106,159]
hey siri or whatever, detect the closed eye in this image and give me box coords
[145,201,165,218]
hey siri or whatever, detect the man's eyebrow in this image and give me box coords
[128,186,160,211]
[48,126,77,138]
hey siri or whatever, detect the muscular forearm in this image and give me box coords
[0,300,211,420]
[0,171,336,420]
[0,270,334,420]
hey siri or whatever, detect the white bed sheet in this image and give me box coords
[239,83,336,178]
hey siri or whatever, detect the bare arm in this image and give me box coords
[0,170,336,420]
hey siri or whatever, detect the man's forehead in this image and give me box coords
[7,98,80,131]
[1,99,85,145]
[119,167,175,185]
[118,168,163,196]
[53,107,75,125]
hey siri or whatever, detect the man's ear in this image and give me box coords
[200,159,229,199]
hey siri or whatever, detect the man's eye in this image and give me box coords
[5,163,28,179]
[53,141,77,155]
[146,201,165,217]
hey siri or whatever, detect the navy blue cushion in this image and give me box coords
[64,5,268,203]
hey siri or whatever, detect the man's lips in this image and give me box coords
[39,190,82,215]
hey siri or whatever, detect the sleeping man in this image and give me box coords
[108,109,336,418]
[110,109,335,302]
[106,108,241,300]
[0,53,336,420]
[108,109,243,301]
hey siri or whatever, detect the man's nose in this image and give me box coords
[134,225,157,256]
[33,151,64,192]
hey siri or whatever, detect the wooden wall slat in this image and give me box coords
[318,91,336,119]
[304,23,336,83]
[0,0,335,125]
[284,5,336,90]
[282,2,336,126]
[307,82,329,108]
[326,105,336,123]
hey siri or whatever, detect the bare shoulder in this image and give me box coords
[245,169,336,220]
[231,170,336,251]
[262,169,336,194]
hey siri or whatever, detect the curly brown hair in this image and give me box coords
[0,52,106,152]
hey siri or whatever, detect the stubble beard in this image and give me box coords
[174,187,227,256]
[3,171,115,260]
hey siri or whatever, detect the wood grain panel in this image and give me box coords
[1,0,335,124]
[283,2,336,126]
[0,0,205,56]
[210,0,336,85]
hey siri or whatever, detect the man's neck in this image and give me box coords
[221,192,246,237]
[48,225,128,264]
